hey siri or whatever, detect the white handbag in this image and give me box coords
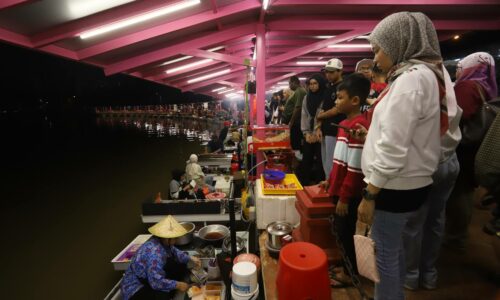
[354,222,380,283]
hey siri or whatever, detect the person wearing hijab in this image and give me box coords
[358,12,448,300]
[299,73,327,185]
[121,215,201,300]
[185,154,205,187]
[445,52,498,250]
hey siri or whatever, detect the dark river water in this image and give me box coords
[0,113,222,299]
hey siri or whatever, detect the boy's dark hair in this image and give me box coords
[337,73,371,106]
[289,75,300,84]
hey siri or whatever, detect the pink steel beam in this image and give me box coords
[153,60,224,81]
[209,0,223,30]
[183,49,255,66]
[265,72,297,87]
[225,42,254,53]
[256,23,266,125]
[31,0,179,47]
[273,0,499,4]
[182,67,247,91]
[268,18,500,31]
[0,27,31,47]
[266,29,370,67]
[104,23,256,76]
[168,64,230,85]
[0,0,34,10]
[267,47,372,54]
[218,80,245,89]
[267,67,321,73]
[143,48,252,78]
[77,0,262,60]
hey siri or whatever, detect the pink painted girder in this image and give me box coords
[104,23,256,76]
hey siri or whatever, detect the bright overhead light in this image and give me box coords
[166,59,213,74]
[299,77,306,80]
[160,56,192,66]
[161,46,222,66]
[297,61,327,66]
[187,69,231,84]
[207,46,225,52]
[262,0,269,10]
[80,0,201,39]
[356,35,370,39]
[253,49,257,60]
[327,44,371,49]
[212,87,227,92]
[453,35,460,40]
[226,93,239,98]
[218,88,235,94]
[315,35,335,39]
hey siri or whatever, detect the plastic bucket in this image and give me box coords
[232,262,258,294]
[231,284,259,300]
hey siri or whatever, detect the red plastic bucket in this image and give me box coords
[276,242,330,300]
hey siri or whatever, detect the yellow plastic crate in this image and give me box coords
[260,173,303,195]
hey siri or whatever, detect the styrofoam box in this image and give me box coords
[213,175,232,194]
[255,179,300,229]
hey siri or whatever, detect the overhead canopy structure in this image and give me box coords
[0,0,499,109]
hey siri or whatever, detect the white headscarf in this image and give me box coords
[187,154,198,164]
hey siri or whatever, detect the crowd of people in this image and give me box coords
[265,11,498,300]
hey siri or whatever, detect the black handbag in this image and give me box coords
[460,83,500,145]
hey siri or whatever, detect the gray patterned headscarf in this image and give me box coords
[369,12,449,135]
[369,12,443,82]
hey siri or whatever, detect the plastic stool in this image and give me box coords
[276,242,330,300]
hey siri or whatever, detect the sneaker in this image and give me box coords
[421,282,436,290]
[403,283,417,291]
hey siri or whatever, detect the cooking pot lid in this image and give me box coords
[267,221,292,235]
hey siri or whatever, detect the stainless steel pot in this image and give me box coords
[266,221,292,250]
[175,222,195,246]
[198,224,230,242]
[222,236,246,254]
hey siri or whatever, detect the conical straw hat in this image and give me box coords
[148,215,187,238]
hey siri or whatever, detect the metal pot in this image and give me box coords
[198,224,230,242]
[222,236,246,254]
[266,221,292,250]
[175,222,195,246]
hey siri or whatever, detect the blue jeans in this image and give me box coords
[403,153,460,289]
[372,209,411,300]
[321,135,336,178]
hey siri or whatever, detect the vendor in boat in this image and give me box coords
[169,169,190,199]
[185,154,205,187]
[121,215,201,300]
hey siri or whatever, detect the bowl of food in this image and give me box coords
[198,224,230,243]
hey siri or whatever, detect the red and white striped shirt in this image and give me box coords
[328,114,369,204]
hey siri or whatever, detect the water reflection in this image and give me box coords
[96,116,223,143]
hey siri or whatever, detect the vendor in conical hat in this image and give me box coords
[121,215,201,300]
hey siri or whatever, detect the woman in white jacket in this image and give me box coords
[357,12,449,300]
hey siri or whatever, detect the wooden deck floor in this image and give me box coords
[259,207,499,300]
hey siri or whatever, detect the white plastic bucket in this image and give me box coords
[232,262,258,294]
[231,284,259,300]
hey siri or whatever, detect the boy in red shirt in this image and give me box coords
[321,73,371,287]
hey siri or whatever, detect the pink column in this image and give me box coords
[255,24,266,177]
[255,24,266,126]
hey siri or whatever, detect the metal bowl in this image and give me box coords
[198,224,230,242]
[222,236,246,254]
[175,222,195,246]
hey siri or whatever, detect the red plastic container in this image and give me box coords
[296,190,335,217]
[276,242,330,300]
[303,185,331,203]
[295,202,337,249]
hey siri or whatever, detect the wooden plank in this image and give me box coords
[259,231,279,300]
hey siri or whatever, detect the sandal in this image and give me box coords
[329,271,353,288]
[330,278,354,288]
